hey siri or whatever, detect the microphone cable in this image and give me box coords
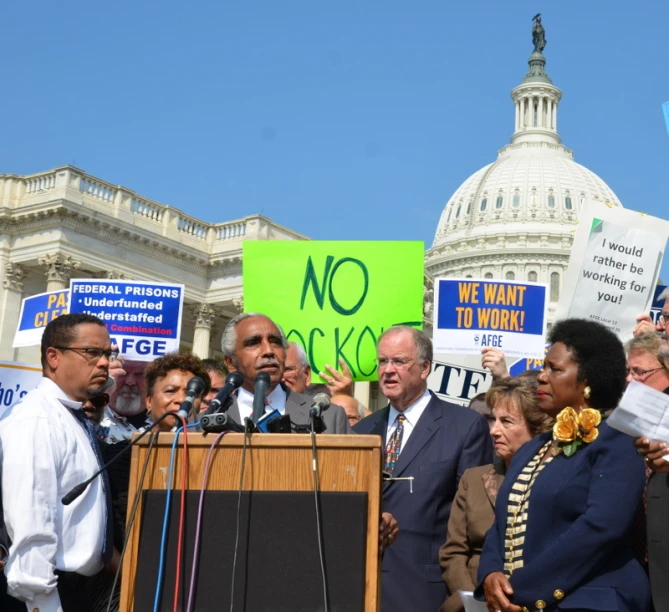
[229,421,252,612]
[186,430,232,612]
[105,430,160,612]
[153,422,198,612]
[310,415,330,612]
[173,416,189,612]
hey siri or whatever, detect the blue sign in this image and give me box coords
[509,345,549,377]
[69,280,185,361]
[13,290,70,348]
[650,284,668,325]
[433,278,548,359]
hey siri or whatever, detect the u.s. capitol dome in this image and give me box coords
[424,35,622,322]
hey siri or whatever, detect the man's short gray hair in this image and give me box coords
[626,332,669,371]
[659,286,669,302]
[288,341,309,368]
[220,312,288,360]
[377,325,433,363]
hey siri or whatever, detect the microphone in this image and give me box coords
[62,410,182,506]
[252,372,271,423]
[200,411,244,433]
[309,393,331,418]
[176,376,206,420]
[204,372,244,415]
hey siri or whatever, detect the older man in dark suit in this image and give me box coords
[219,313,350,433]
[354,326,493,612]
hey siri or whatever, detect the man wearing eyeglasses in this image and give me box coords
[0,313,114,611]
[353,326,493,612]
[629,330,669,612]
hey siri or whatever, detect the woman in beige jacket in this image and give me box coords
[438,376,552,612]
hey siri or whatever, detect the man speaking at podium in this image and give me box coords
[220,312,351,433]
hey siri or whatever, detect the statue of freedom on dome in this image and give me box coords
[532,13,547,52]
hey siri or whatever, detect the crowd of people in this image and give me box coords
[0,286,667,612]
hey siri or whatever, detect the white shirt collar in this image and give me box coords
[39,376,83,410]
[237,384,287,418]
[388,388,431,428]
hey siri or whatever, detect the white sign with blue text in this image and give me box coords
[69,279,185,362]
[0,361,42,418]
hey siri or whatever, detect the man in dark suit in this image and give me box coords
[629,331,669,612]
[354,326,493,612]
[220,313,351,433]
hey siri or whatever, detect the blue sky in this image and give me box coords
[2,1,669,279]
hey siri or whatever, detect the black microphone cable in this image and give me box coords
[229,418,253,612]
[310,409,330,612]
[105,430,160,612]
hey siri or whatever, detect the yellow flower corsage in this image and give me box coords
[552,407,602,457]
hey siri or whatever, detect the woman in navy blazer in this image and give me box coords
[477,319,651,612]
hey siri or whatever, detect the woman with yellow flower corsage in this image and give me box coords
[477,319,650,612]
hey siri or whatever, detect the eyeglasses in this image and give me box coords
[626,366,665,381]
[55,346,114,361]
[377,358,416,370]
[659,314,669,327]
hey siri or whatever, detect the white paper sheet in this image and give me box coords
[608,381,669,461]
[459,590,488,612]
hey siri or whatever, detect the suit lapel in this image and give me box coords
[226,395,242,424]
[285,388,310,423]
[482,462,506,508]
[370,407,390,445]
[390,394,441,478]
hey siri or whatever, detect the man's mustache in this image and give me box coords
[256,358,280,369]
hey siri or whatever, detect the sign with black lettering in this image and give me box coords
[243,241,424,381]
[557,200,669,339]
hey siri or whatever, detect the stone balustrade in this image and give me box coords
[0,165,308,255]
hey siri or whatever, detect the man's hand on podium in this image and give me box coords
[379,512,399,555]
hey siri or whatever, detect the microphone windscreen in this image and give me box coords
[312,393,331,411]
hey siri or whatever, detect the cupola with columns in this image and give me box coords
[425,16,623,324]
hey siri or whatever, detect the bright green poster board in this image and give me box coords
[243,241,424,381]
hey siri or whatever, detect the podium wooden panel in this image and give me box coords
[120,432,383,611]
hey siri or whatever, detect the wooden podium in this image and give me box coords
[120,433,383,611]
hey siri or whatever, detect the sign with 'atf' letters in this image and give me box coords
[433,278,548,359]
[243,241,424,381]
[13,290,70,348]
[69,279,185,361]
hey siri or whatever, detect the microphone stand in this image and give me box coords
[62,410,184,506]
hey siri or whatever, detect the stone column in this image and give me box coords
[0,263,26,361]
[192,303,218,359]
[354,382,371,412]
[39,253,80,291]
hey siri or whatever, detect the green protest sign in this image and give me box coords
[243,241,424,381]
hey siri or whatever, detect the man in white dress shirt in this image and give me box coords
[353,326,493,612]
[0,313,113,612]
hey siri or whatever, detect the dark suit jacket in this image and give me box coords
[647,386,669,612]
[224,385,351,434]
[477,423,651,612]
[354,392,493,612]
[439,462,505,612]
